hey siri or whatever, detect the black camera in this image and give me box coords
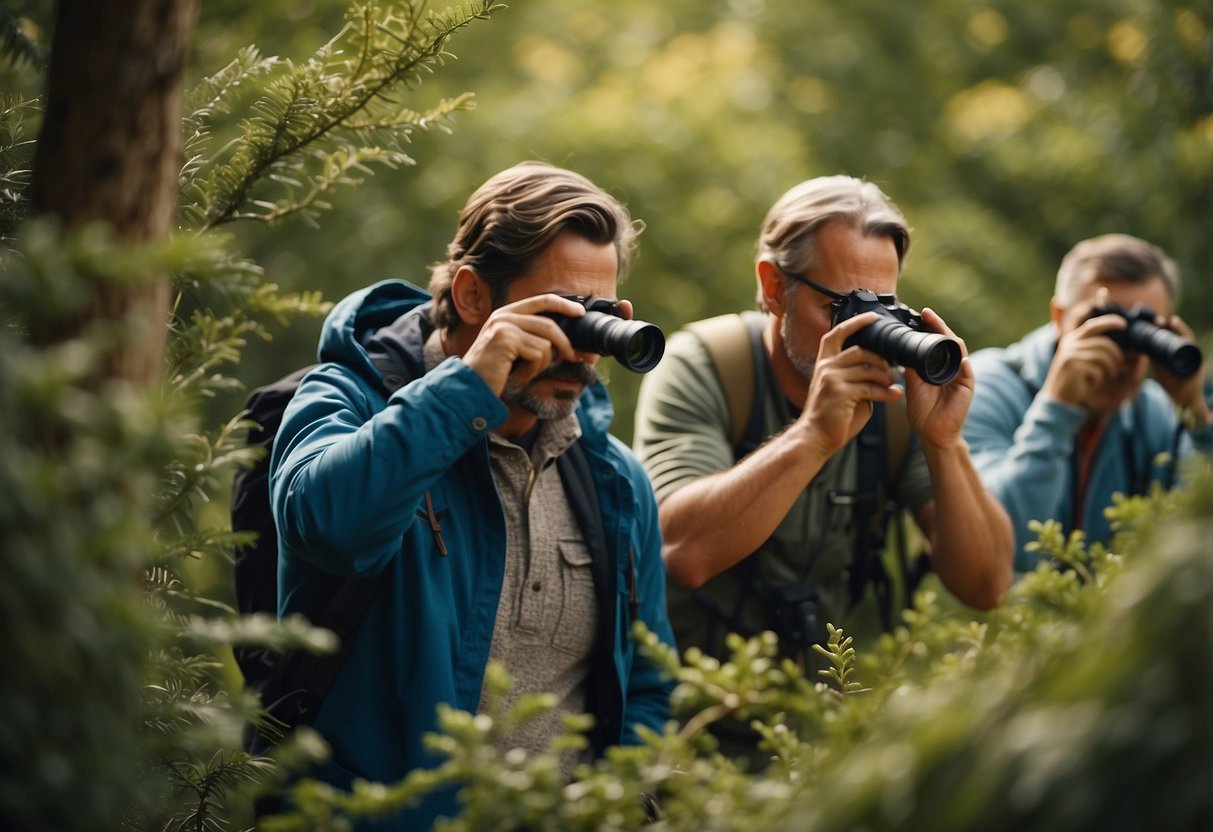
[550,295,665,373]
[768,582,821,659]
[830,290,963,385]
[1089,303,1202,379]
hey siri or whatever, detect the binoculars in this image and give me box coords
[1088,303,1202,378]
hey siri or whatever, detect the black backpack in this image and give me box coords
[230,365,390,750]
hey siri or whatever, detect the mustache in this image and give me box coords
[533,361,596,385]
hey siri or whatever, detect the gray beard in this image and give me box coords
[502,361,595,420]
[781,312,817,379]
[502,383,580,420]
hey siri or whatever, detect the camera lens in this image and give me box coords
[562,311,666,373]
[623,327,664,372]
[1125,319,1202,378]
[922,341,952,381]
[857,317,962,385]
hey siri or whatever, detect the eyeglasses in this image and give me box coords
[776,266,895,306]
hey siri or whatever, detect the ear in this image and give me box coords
[450,266,493,328]
[1048,296,1065,333]
[756,260,788,316]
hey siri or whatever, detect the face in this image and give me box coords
[780,221,901,378]
[499,230,620,420]
[1052,274,1173,415]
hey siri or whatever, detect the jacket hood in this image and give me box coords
[316,278,432,384]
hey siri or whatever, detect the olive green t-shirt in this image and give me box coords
[633,313,933,660]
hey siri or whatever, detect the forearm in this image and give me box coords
[660,424,831,588]
[921,438,1014,609]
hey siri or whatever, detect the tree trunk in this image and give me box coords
[30,0,199,384]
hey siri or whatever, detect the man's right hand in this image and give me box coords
[460,293,589,396]
[1042,312,1135,408]
[797,310,902,457]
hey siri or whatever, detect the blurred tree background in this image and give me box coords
[193,0,1212,442]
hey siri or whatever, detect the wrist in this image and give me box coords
[921,435,970,458]
[1177,400,1213,432]
[784,418,839,468]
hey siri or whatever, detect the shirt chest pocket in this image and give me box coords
[551,538,598,657]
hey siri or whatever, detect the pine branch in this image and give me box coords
[0,7,42,68]
[189,0,503,230]
[0,96,38,241]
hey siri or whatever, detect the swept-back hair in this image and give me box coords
[428,161,640,330]
[755,175,910,309]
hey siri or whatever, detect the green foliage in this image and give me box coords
[182,1,503,231]
[0,95,36,241]
[257,461,1213,831]
[0,4,42,69]
[1,2,503,830]
[0,222,189,831]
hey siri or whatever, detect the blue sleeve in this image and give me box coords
[964,351,1085,570]
[616,443,677,742]
[270,358,508,577]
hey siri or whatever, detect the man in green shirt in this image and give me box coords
[634,176,1013,686]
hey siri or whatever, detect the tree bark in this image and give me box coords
[30,0,199,384]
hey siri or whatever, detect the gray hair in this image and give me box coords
[1054,233,1179,307]
[428,161,641,331]
[755,175,911,309]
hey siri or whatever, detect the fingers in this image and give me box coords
[1072,311,1128,339]
[463,293,593,393]
[817,311,878,355]
[1165,313,1196,340]
[1043,324,1129,405]
[919,307,969,358]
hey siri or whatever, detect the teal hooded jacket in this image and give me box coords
[269,279,676,829]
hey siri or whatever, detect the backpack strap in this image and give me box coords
[684,312,767,453]
[849,402,894,629]
[556,441,624,753]
[848,393,929,628]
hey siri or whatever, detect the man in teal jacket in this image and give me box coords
[964,233,1212,571]
[270,162,676,828]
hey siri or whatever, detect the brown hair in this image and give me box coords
[428,162,641,330]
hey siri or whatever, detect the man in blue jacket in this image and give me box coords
[269,162,676,828]
[964,233,1212,571]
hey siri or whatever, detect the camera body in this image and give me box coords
[549,295,666,373]
[830,289,962,385]
[768,582,821,660]
[1088,302,1202,379]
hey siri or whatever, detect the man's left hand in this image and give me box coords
[1153,312,1212,429]
[903,307,974,448]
